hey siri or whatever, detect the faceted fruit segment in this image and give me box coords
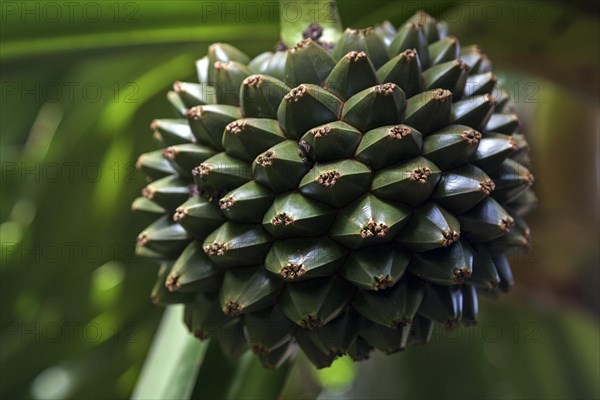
[342,83,407,132]
[262,192,336,238]
[203,222,272,268]
[166,241,222,293]
[133,10,537,369]
[299,159,372,207]
[278,84,342,139]
[300,121,362,162]
[371,156,441,206]
[329,194,411,249]
[252,140,309,192]
[325,51,378,100]
[397,201,460,252]
[280,277,355,329]
[353,278,425,328]
[355,124,423,169]
[340,244,410,290]
[265,237,346,281]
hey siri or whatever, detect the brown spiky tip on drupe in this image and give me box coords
[414,10,437,23]
[226,120,246,134]
[299,140,311,155]
[375,83,396,95]
[276,40,288,51]
[150,294,160,305]
[193,329,209,340]
[360,220,389,238]
[185,106,203,120]
[452,268,471,283]
[462,129,482,144]
[142,187,154,200]
[317,170,341,187]
[135,156,143,170]
[202,188,228,205]
[204,242,227,256]
[172,81,184,93]
[256,150,275,166]
[409,167,432,184]
[456,60,470,72]
[445,319,460,329]
[484,93,497,105]
[319,41,335,52]
[508,137,518,150]
[328,348,345,358]
[523,171,535,186]
[401,49,417,59]
[162,146,177,160]
[391,317,412,329]
[165,274,181,292]
[442,230,460,247]
[389,125,411,140]
[311,125,331,138]
[213,61,229,71]
[500,216,515,232]
[284,85,307,102]
[192,163,213,177]
[348,27,374,35]
[303,22,324,40]
[137,233,149,247]
[432,88,452,101]
[219,196,236,210]
[250,343,269,355]
[271,212,295,226]
[280,262,306,279]
[373,275,395,291]
[484,280,500,291]
[479,179,496,195]
[300,314,322,330]
[173,207,188,222]
[224,300,243,317]
[243,75,263,87]
[523,228,531,244]
[346,50,367,61]
[290,39,311,53]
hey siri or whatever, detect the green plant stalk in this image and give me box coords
[279,0,343,46]
[131,306,208,400]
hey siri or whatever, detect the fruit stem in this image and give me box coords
[278,0,343,47]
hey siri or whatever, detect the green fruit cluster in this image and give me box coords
[133,11,536,368]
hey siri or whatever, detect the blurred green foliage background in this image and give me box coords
[1,0,598,399]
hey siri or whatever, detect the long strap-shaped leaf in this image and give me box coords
[131,305,208,400]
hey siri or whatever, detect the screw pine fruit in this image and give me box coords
[133,10,536,369]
